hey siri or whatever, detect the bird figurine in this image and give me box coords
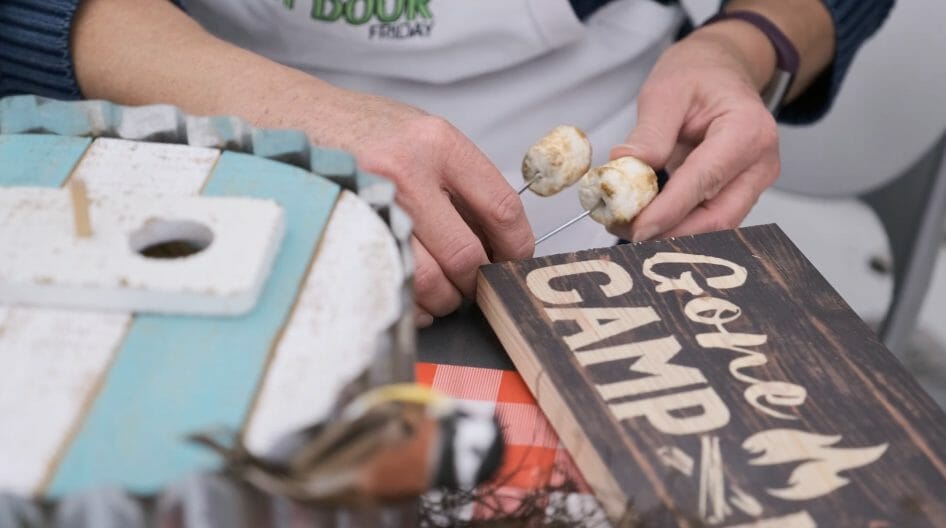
[189,384,504,505]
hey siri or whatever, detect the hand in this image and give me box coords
[307,90,535,327]
[72,0,534,328]
[610,21,781,242]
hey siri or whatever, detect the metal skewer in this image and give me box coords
[534,202,602,246]
[517,177,539,195]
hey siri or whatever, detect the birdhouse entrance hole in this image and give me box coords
[130,219,214,259]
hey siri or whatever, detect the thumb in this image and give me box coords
[610,90,689,170]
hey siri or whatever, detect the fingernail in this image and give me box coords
[610,143,637,159]
[416,313,434,328]
[632,226,659,243]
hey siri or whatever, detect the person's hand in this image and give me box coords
[610,21,781,242]
[73,0,534,328]
[306,89,535,327]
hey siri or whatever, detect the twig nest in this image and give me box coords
[578,156,658,227]
[521,125,592,196]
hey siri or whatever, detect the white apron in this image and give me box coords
[182,0,684,255]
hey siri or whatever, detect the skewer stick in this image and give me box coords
[534,202,601,246]
[517,177,539,195]
[70,179,93,238]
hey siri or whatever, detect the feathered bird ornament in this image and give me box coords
[189,384,504,504]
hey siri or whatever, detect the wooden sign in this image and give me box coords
[477,225,946,527]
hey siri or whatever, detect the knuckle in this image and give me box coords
[638,82,668,106]
[412,260,442,298]
[412,263,462,317]
[441,237,485,281]
[699,163,727,201]
[429,292,462,317]
[706,202,743,232]
[741,179,764,209]
[705,217,731,233]
[490,189,527,230]
[409,115,457,148]
[753,110,779,149]
[490,191,534,258]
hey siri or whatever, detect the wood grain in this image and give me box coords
[47,151,339,496]
[0,135,132,496]
[70,138,219,200]
[0,307,129,495]
[68,179,92,238]
[243,190,404,455]
[477,224,946,527]
[41,139,221,496]
[0,134,91,188]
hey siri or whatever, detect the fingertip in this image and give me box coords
[609,136,674,172]
[631,224,659,243]
[416,309,434,328]
[609,143,651,163]
[490,189,535,261]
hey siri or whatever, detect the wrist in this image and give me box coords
[688,19,778,94]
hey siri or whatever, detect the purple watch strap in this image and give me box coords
[702,10,799,112]
[703,10,800,75]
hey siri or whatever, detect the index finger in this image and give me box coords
[629,115,764,241]
[442,140,535,263]
[610,85,691,169]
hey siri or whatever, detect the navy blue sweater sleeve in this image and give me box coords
[0,0,184,100]
[0,1,83,99]
[719,0,895,124]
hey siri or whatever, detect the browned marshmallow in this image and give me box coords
[578,156,657,227]
[521,125,592,196]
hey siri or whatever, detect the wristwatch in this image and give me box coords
[703,10,800,114]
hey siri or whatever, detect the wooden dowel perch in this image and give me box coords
[70,179,92,238]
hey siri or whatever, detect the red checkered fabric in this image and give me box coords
[416,362,593,520]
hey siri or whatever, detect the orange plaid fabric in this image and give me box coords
[416,362,593,520]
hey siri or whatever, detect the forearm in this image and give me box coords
[684,0,835,103]
[71,0,354,146]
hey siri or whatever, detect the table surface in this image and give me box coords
[417,301,514,370]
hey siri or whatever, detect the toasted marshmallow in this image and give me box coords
[578,156,657,227]
[521,125,592,197]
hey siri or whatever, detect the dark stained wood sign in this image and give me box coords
[476,224,946,527]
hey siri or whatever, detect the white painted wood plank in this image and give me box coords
[243,191,403,455]
[0,306,130,495]
[0,139,219,495]
[72,138,219,199]
[0,188,284,315]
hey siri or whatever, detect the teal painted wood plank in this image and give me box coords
[48,152,341,496]
[311,148,356,177]
[32,99,119,138]
[0,134,91,188]
[0,95,41,134]
[201,116,245,149]
[251,128,308,162]
[0,96,116,137]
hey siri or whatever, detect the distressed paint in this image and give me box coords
[71,138,219,200]
[48,152,340,495]
[0,188,284,315]
[0,307,130,495]
[244,190,403,454]
[0,134,90,188]
[0,135,132,497]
